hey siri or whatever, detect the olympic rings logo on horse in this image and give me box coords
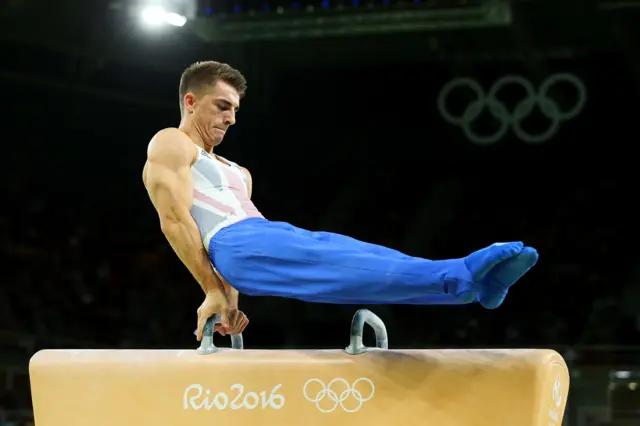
[302,378,375,413]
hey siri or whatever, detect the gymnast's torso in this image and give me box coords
[188,147,263,250]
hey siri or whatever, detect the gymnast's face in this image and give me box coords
[184,80,240,147]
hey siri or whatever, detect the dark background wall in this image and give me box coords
[1,0,639,424]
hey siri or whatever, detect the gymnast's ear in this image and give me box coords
[183,92,198,114]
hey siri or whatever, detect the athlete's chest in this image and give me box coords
[195,151,247,193]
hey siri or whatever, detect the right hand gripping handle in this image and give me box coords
[196,314,244,355]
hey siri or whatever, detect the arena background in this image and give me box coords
[1,0,639,424]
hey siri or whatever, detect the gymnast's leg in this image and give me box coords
[301,230,537,306]
[306,230,539,307]
[209,218,535,306]
[269,226,466,304]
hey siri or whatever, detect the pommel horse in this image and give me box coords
[29,309,569,426]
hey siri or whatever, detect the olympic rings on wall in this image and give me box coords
[437,73,587,145]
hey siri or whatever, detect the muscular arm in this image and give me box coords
[143,128,229,299]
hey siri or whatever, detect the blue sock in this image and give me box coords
[464,242,524,281]
[479,246,539,309]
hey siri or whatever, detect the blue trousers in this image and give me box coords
[208,218,538,308]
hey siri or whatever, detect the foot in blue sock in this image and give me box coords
[453,242,524,302]
[464,242,524,281]
[478,246,539,309]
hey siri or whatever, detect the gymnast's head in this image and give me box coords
[178,61,247,146]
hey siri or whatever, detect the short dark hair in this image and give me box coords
[178,61,247,115]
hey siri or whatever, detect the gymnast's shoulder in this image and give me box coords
[146,128,197,161]
[149,127,192,145]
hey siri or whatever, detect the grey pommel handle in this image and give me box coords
[197,313,244,355]
[345,309,389,355]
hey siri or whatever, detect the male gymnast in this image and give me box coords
[142,61,539,341]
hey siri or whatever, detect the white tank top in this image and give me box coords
[189,147,264,251]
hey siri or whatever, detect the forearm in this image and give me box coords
[161,218,226,296]
[212,267,239,309]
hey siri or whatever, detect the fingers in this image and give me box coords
[202,309,249,339]
[238,316,249,333]
[197,302,221,341]
[217,308,230,336]
[221,311,249,335]
[196,289,233,341]
[196,313,207,342]
[229,315,249,335]
[200,317,232,338]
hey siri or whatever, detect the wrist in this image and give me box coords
[229,288,239,309]
[204,284,228,301]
